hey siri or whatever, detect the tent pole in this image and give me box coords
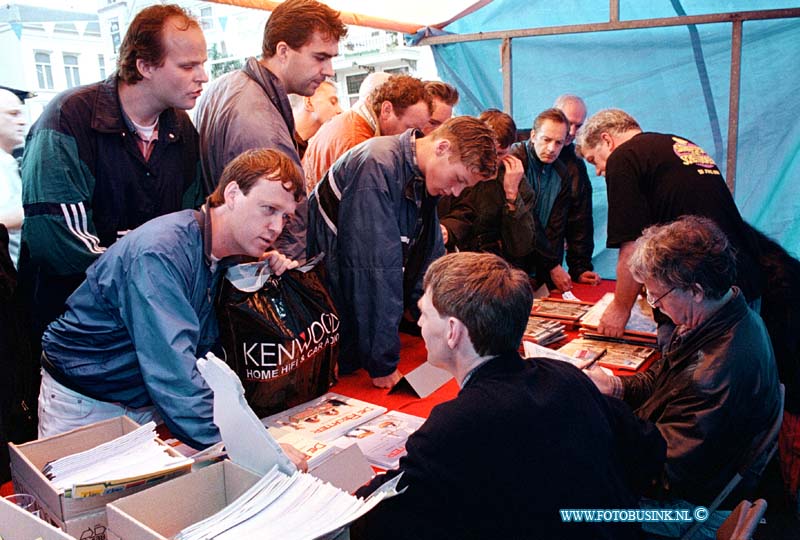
[501,37,513,116]
[726,20,743,196]
[610,0,620,23]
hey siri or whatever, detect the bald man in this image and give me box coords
[0,89,25,266]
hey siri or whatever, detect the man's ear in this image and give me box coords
[600,131,615,148]
[223,181,241,208]
[447,317,466,350]
[434,137,452,157]
[136,59,155,81]
[379,100,394,120]
[274,41,290,63]
[304,96,314,112]
[691,284,706,303]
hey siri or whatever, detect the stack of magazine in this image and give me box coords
[263,393,425,470]
[43,422,192,498]
[522,317,566,346]
[175,464,401,540]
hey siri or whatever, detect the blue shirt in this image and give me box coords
[43,210,223,449]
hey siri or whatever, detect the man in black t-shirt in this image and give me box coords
[575,108,761,337]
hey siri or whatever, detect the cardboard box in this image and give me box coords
[106,460,260,540]
[0,496,75,540]
[8,416,191,537]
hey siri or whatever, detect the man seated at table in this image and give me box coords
[587,216,781,538]
[37,149,305,457]
[351,252,666,540]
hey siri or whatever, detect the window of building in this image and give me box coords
[200,7,213,30]
[346,73,368,96]
[35,52,54,89]
[385,66,410,75]
[110,18,121,53]
[64,54,81,88]
[98,54,106,79]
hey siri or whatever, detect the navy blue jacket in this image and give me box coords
[307,130,444,377]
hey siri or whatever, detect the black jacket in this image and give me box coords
[622,289,781,505]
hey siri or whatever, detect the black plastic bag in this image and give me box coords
[216,262,339,419]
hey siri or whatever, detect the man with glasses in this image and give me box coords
[587,216,780,539]
[575,109,761,339]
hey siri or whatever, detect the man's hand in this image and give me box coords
[440,224,449,245]
[372,369,403,389]
[279,443,309,472]
[260,250,299,276]
[549,265,572,292]
[584,366,617,396]
[577,271,601,285]
[501,154,525,202]
[598,299,631,338]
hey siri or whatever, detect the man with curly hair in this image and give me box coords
[302,74,432,190]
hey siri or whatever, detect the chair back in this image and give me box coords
[682,383,784,540]
[715,498,767,540]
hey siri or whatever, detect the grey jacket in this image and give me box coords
[194,58,306,259]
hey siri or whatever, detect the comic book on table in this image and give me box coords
[333,410,426,470]
[565,337,657,371]
[261,392,387,442]
[530,297,594,325]
[579,292,658,344]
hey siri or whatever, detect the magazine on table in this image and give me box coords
[261,392,387,442]
[334,410,426,470]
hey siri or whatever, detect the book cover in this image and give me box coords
[579,293,657,338]
[261,392,387,442]
[335,411,425,470]
[531,297,593,324]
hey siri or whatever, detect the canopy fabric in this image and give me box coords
[206,0,488,33]
[430,0,800,276]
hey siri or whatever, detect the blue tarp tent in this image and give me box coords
[418,1,800,278]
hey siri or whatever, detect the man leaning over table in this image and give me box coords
[307,117,499,389]
[351,252,666,540]
[37,150,307,467]
[575,108,761,338]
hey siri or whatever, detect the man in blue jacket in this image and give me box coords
[307,117,498,388]
[38,149,302,450]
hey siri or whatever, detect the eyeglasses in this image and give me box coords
[646,286,676,308]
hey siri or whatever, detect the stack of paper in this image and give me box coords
[522,317,566,346]
[43,422,192,497]
[175,465,402,540]
[334,411,425,470]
